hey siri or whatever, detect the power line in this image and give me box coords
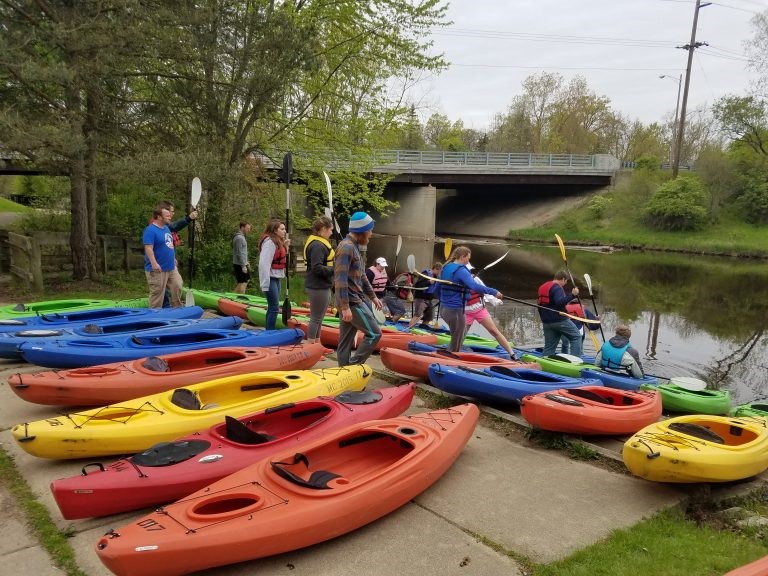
[448,63,684,71]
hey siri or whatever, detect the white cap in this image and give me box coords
[375,257,388,267]
[466,262,475,270]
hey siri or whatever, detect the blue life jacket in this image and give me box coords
[599,340,630,371]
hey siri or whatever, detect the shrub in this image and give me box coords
[587,194,613,219]
[642,176,709,231]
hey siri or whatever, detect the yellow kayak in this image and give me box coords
[622,414,768,483]
[12,365,371,459]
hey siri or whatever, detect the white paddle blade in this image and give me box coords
[323,171,333,206]
[670,376,707,391]
[483,249,510,272]
[396,235,402,256]
[324,207,332,220]
[184,290,195,307]
[406,254,416,273]
[552,353,585,364]
[372,306,386,324]
[584,273,594,295]
[191,177,202,208]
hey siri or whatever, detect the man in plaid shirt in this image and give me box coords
[333,212,383,367]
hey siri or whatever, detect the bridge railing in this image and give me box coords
[373,150,595,167]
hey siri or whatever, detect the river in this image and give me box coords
[366,235,768,407]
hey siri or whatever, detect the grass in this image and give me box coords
[0,449,88,576]
[0,196,31,213]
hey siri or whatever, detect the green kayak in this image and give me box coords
[642,382,731,415]
[731,403,768,419]
[0,298,148,320]
[183,289,270,311]
[519,353,587,378]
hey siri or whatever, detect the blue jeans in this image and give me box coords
[264,277,281,330]
[543,319,582,357]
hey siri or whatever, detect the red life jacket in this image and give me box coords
[259,234,287,270]
[466,290,483,307]
[565,302,585,317]
[367,265,388,294]
[537,280,557,306]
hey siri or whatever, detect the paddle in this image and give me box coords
[406,254,598,325]
[184,177,203,307]
[322,171,342,243]
[583,273,606,341]
[280,153,293,326]
[476,249,510,278]
[444,238,453,261]
[669,376,708,391]
[555,234,601,352]
[394,235,402,274]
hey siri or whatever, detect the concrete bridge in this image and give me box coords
[365,151,620,239]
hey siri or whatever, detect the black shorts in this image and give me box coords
[233,264,251,283]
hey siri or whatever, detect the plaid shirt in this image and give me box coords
[334,234,376,311]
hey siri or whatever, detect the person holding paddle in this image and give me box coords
[258,218,290,330]
[333,212,382,367]
[408,262,443,329]
[538,270,582,357]
[439,246,503,353]
[303,216,334,342]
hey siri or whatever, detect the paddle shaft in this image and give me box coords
[583,274,606,341]
[555,234,601,349]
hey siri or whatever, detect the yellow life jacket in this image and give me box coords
[303,235,335,266]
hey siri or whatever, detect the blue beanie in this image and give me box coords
[348,211,375,233]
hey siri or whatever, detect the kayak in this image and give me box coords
[51,384,416,519]
[622,414,768,483]
[0,297,148,319]
[19,326,305,368]
[724,554,768,576]
[731,403,768,419]
[428,363,600,405]
[9,341,330,406]
[520,386,662,435]
[644,382,731,415]
[182,289,269,311]
[0,305,203,332]
[0,316,242,360]
[216,299,320,329]
[94,403,479,576]
[12,363,372,459]
[289,318,439,351]
[394,321,501,350]
[517,349,657,390]
[380,346,534,380]
[407,340,511,359]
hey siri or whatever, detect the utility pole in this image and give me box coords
[659,74,682,167]
[672,0,710,178]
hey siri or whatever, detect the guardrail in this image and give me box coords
[376,150,596,167]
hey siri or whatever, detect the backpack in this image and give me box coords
[394,272,413,301]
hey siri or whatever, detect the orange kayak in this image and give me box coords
[95,404,479,576]
[8,342,329,406]
[520,386,662,435]
[289,318,438,351]
[724,554,768,576]
[380,346,536,380]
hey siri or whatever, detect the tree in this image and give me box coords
[713,95,768,156]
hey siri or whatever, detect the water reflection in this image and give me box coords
[367,234,768,405]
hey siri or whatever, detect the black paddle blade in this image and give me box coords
[280,152,293,185]
[281,297,292,326]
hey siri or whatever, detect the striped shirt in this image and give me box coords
[334,234,376,311]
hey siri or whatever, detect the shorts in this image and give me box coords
[465,306,491,326]
[233,264,251,283]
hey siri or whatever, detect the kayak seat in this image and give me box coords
[568,388,613,404]
[170,388,201,410]
[82,323,104,334]
[668,422,725,444]
[131,336,145,345]
[142,356,170,372]
[225,416,273,444]
[271,453,341,489]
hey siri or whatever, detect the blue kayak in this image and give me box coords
[0,306,204,332]
[427,363,602,405]
[580,368,659,391]
[0,316,243,360]
[19,327,305,368]
[408,340,510,359]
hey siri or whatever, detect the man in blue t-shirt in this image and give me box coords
[143,207,182,308]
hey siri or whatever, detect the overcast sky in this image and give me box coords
[410,0,766,130]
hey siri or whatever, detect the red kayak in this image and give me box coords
[9,342,329,406]
[520,386,663,435]
[289,319,438,351]
[380,346,536,380]
[96,403,479,576]
[52,384,416,519]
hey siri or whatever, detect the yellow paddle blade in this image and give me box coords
[444,238,453,260]
[555,234,566,262]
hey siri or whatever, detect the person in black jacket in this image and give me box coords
[303,216,335,342]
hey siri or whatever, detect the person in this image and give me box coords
[595,324,644,378]
[157,200,198,307]
[408,262,443,329]
[303,216,334,342]
[258,218,290,330]
[365,257,406,323]
[560,301,601,354]
[142,206,182,308]
[464,264,516,358]
[439,246,503,353]
[537,270,582,357]
[333,211,382,367]
[232,220,252,294]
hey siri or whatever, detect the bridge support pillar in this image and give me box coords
[373,185,436,239]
